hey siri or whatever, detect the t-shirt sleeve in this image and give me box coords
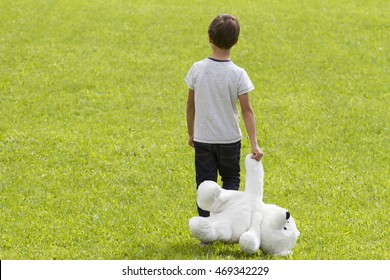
[185,64,195,90]
[238,69,255,95]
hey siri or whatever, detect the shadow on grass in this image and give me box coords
[158,238,280,260]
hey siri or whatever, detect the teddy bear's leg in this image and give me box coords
[189,216,233,243]
[197,180,235,213]
[239,212,262,254]
[189,217,218,242]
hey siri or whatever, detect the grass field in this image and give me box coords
[0,0,389,259]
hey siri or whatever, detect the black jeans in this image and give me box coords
[194,141,241,217]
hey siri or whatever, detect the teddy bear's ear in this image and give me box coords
[275,210,289,229]
[266,205,289,229]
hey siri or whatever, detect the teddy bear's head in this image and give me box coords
[259,204,300,256]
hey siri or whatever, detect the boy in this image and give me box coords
[185,14,263,217]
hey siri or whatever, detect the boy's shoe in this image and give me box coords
[199,241,212,247]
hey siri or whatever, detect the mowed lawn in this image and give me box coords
[0,0,388,259]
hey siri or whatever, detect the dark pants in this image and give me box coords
[194,141,241,217]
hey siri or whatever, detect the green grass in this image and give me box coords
[0,0,388,259]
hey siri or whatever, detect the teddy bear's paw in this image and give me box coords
[239,232,260,254]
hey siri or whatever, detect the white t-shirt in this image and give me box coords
[185,58,255,144]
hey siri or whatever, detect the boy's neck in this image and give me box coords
[210,44,231,60]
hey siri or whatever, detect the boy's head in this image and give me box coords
[208,14,240,49]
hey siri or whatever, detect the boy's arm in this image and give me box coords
[239,93,264,160]
[186,89,195,147]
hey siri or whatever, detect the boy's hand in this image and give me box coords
[251,146,264,161]
[188,135,194,147]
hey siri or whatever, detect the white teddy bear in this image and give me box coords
[189,154,300,256]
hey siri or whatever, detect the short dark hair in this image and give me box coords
[208,14,240,49]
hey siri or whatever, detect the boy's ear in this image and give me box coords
[208,35,214,43]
